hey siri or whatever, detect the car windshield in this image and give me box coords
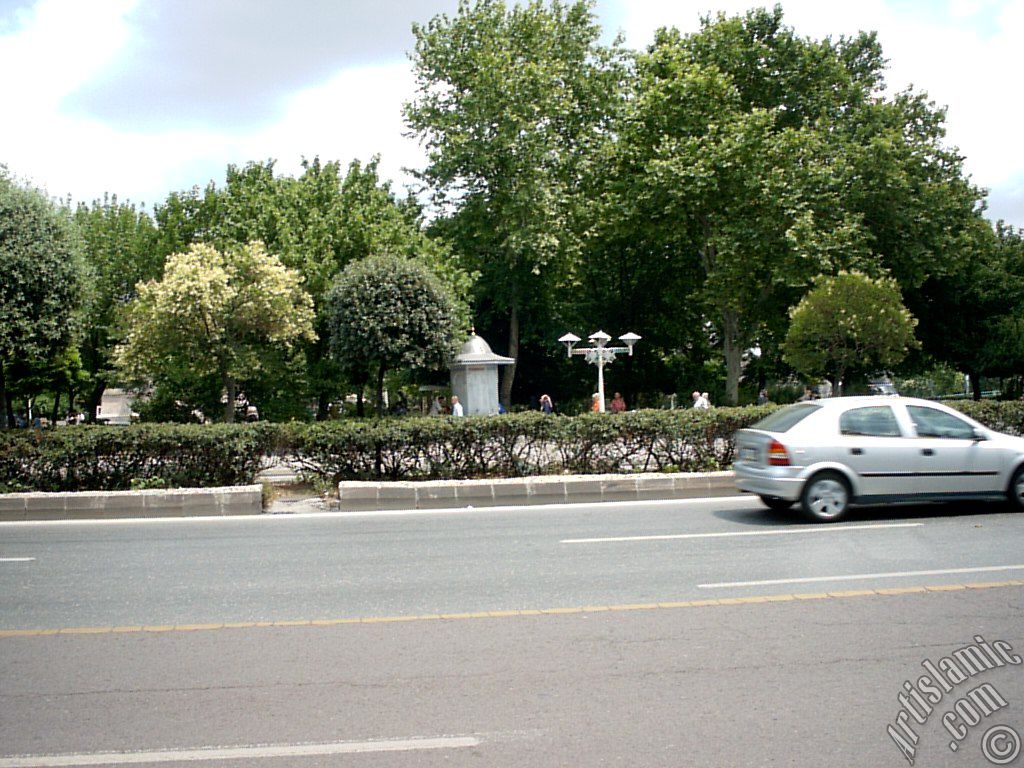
[751,403,821,433]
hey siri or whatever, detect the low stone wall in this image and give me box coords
[0,485,263,521]
[338,471,736,511]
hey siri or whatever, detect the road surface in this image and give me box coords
[2,497,1022,766]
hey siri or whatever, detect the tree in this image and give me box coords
[587,6,983,404]
[324,254,462,416]
[0,171,84,427]
[405,0,626,408]
[783,271,918,388]
[151,158,470,418]
[115,242,316,422]
[73,195,162,421]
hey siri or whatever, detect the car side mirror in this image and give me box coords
[972,427,988,442]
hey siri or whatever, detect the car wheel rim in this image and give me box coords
[808,479,847,518]
[1015,474,1024,505]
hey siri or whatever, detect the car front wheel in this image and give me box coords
[759,495,794,512]
[1008,465,1024,510]
[800,471,850,523]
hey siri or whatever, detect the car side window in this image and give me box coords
[906,406,975,439]
[839,406,902,437]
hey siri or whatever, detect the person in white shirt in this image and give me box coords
[451,395,464,417]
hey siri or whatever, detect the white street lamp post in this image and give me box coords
[558,330,641,413]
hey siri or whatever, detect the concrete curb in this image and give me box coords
[338,471,737,511]
[0,485,263,521]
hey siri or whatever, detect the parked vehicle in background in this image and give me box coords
[733,396,1024,522]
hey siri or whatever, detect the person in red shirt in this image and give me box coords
[610,392,626,413]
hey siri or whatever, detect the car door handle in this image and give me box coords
[921,448,935,456]
[850,448,864,455]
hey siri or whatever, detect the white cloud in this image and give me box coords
[1,0,1021,225]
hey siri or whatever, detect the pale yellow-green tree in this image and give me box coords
[115,242,316,422]
[783,271,918,389]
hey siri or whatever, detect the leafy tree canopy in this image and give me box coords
[324,253,463,415]
[783,270,918,385]
[115,242,316,422]
[0,170,84,426]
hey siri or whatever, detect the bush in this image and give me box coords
[6,400,1024,492]
[0,423,281,492]
[286,408,774,484]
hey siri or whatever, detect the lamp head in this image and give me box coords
[558,332,581,357]
[618,332,641,354]
[589,330,611,347]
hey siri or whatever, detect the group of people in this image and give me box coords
[691,390,711,409]
[589,392,628,413]
[428,394,464,416]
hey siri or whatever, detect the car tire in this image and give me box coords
[800,471,850,523]
[759,495,794,511]
[1008,465,1024,510]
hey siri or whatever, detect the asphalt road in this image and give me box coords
[2,497,1023,767]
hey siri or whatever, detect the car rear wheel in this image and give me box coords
[1008,465,1024,510]
[800,471,850,523]
[759,495,794,511]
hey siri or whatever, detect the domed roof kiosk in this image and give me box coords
[449,330,515,415]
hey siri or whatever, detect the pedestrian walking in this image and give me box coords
[591,393,601,412]
[610,392,626,413]
[539,394,554,414]
[451,395,464,417]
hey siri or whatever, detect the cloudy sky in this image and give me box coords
[1,0,1021,226]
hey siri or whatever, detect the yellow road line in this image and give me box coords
[3,579,1022,639]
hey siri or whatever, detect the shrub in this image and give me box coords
[0,423,281,492]
[6,400,1024,492]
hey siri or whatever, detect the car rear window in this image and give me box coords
[751,403,821,433]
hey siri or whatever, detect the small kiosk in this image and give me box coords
[449,331,515,415]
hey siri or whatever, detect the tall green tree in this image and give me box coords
[151,158,469,417]
[783,271,919,387]
[324,254,462,416]
[0,171,84,427]
[588,6,983,403]
[115,242,316,422]
[405,0,626,407]
[73,195,162,421]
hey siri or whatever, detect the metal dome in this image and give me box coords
[452,332,515,366]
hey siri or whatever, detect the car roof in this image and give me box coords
[800,396,955,410]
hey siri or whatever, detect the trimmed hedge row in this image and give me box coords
[4,400,1024,492]
[282,408,772,483]
[0,424,280,493]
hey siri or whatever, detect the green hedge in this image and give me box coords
[284,408,773,483]
[0,424,280,493]
[4,400,1024,492]
[945,400,1024,435]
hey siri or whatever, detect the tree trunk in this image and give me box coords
[500,297,519,409]
[375,364,387,417]
[223,373,236,423]
[51,392,61,424]
[722,309,741,406]
[317,391,330,421]
[970,369,982,401]
[0,361,7,429]
[84,378,106,424]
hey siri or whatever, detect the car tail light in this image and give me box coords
[767,439,790,466]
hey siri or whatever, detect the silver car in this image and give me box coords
[733,396,1024,522]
